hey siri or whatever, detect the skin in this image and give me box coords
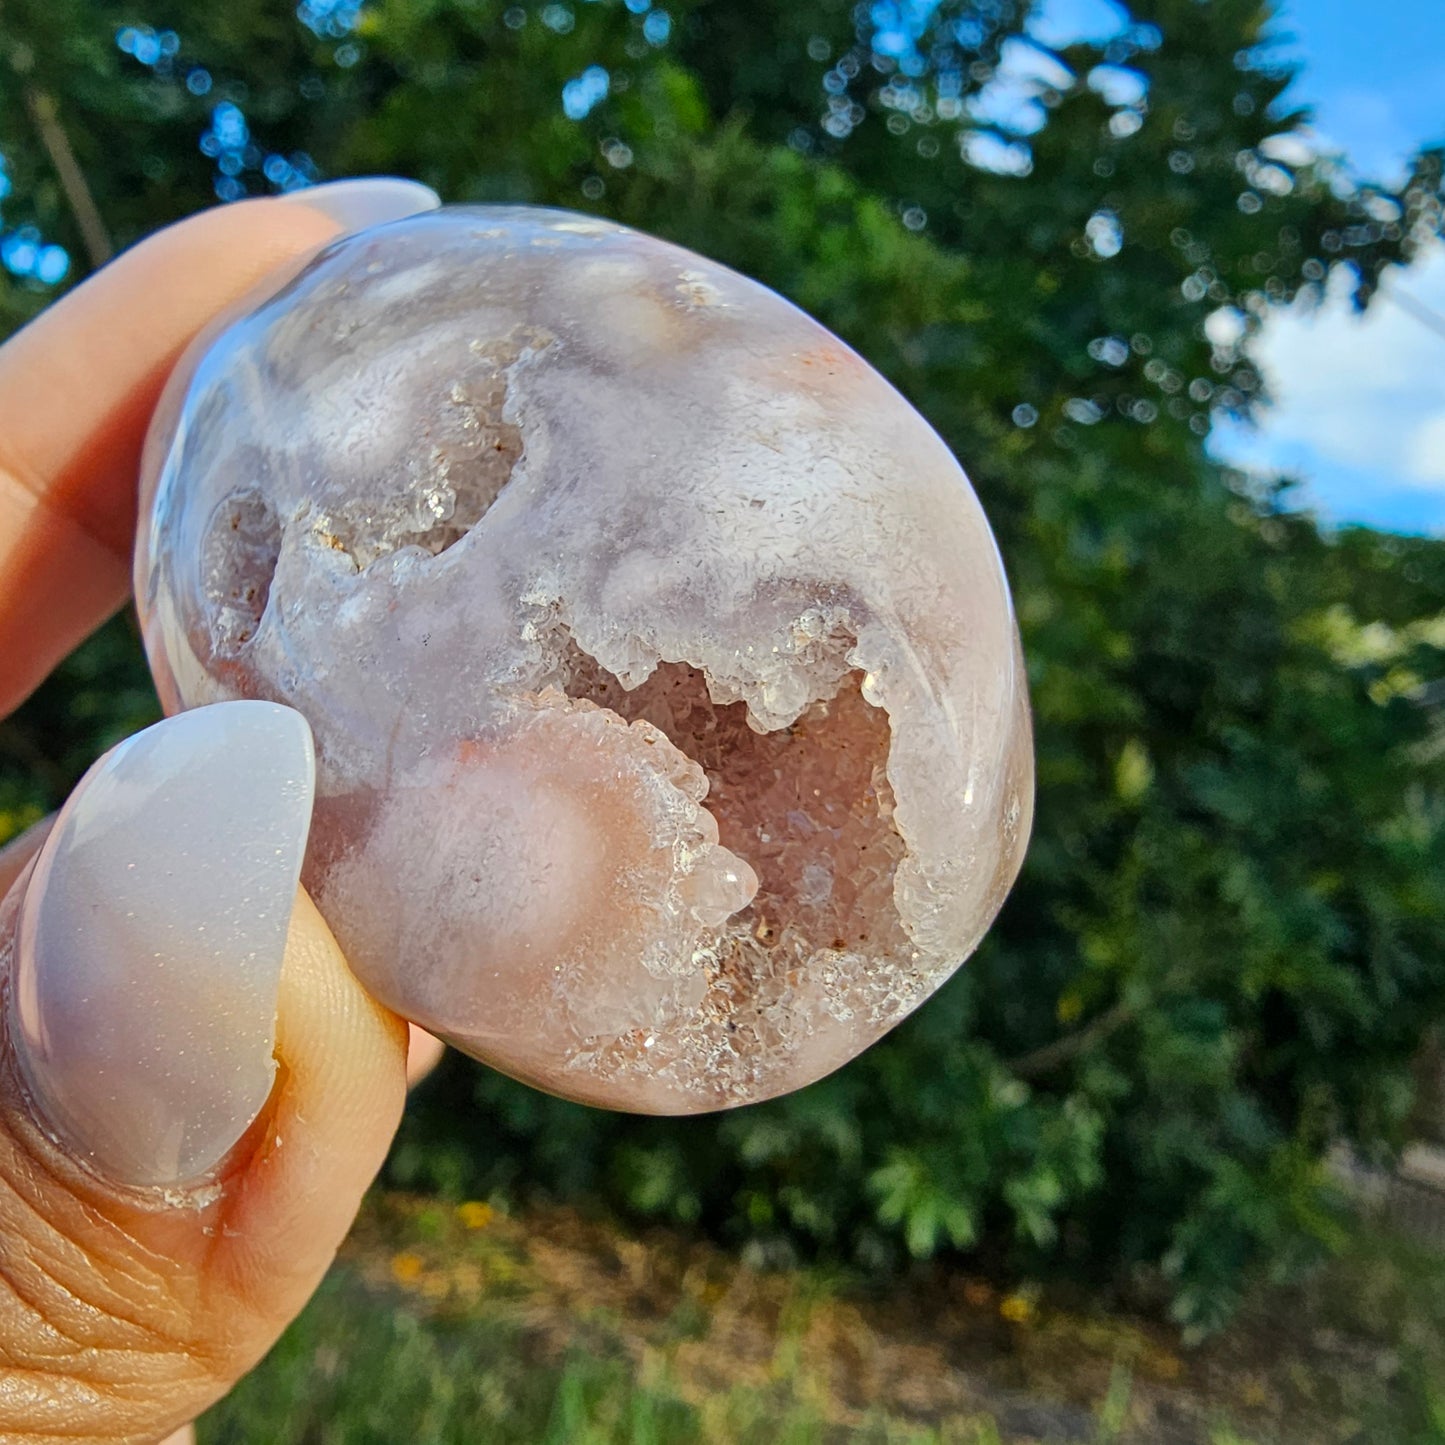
[0,200,443,1444]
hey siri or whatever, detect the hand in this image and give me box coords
[0,179,443,1445]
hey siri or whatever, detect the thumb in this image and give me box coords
[0,701,406,1444]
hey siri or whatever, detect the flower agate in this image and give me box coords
[136,206,1032,1112]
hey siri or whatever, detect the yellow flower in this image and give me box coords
[1146,1349,1183,1381]
[390,1252,425,1284]
[999,1294,1036,1325]
[456,1200,494,1231]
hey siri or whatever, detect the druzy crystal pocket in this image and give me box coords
[136,206,1032,1112]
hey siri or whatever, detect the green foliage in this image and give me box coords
[2,0,1443,1333]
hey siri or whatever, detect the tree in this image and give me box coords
[1,0,1442,1333]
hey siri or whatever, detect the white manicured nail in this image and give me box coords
[9,702,315,1187]
[280,176,441,229]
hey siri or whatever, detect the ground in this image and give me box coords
[198,1191,1445,1444]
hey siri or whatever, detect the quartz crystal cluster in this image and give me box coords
[136,207,1033,1112]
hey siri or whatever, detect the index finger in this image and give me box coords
[0,184,435,718]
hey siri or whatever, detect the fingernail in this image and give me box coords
[10,702,315,1188]
[280,176,441,230]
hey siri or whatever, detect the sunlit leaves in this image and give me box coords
[1,0,1443,1337]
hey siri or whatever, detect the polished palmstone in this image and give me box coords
[137,207,1032,1112]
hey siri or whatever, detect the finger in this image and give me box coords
[2,869,445,1092]
[406,1024,447,1088]
[155,1020,443,1445]
[0,702,407,1442]
[3,840,444,1112]
[0,201,333,717]
[0,815,52,898]
[0,178,439,718]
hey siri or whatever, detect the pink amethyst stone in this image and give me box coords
[136,206,1033,1113]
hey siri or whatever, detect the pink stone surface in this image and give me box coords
[135,206,1033,1113]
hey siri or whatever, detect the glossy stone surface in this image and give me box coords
[136,206,1032,1112]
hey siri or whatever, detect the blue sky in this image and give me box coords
[1207,0,1445,533]
[1208,248,1445,534]
[1035,0,1445,533]
[1268,0,1445,187]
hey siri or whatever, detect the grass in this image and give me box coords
[198,1193,1445,1445]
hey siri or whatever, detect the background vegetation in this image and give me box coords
[197,1192,1445,1444]
[1,0,1442,1341]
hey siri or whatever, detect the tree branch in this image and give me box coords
[1008,965,1197,1080]
[21,85,113,270]
[1008,1000,1137,1080]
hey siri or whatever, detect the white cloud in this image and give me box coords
[1406,410,1445,487]
[1236,243,1445,497]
